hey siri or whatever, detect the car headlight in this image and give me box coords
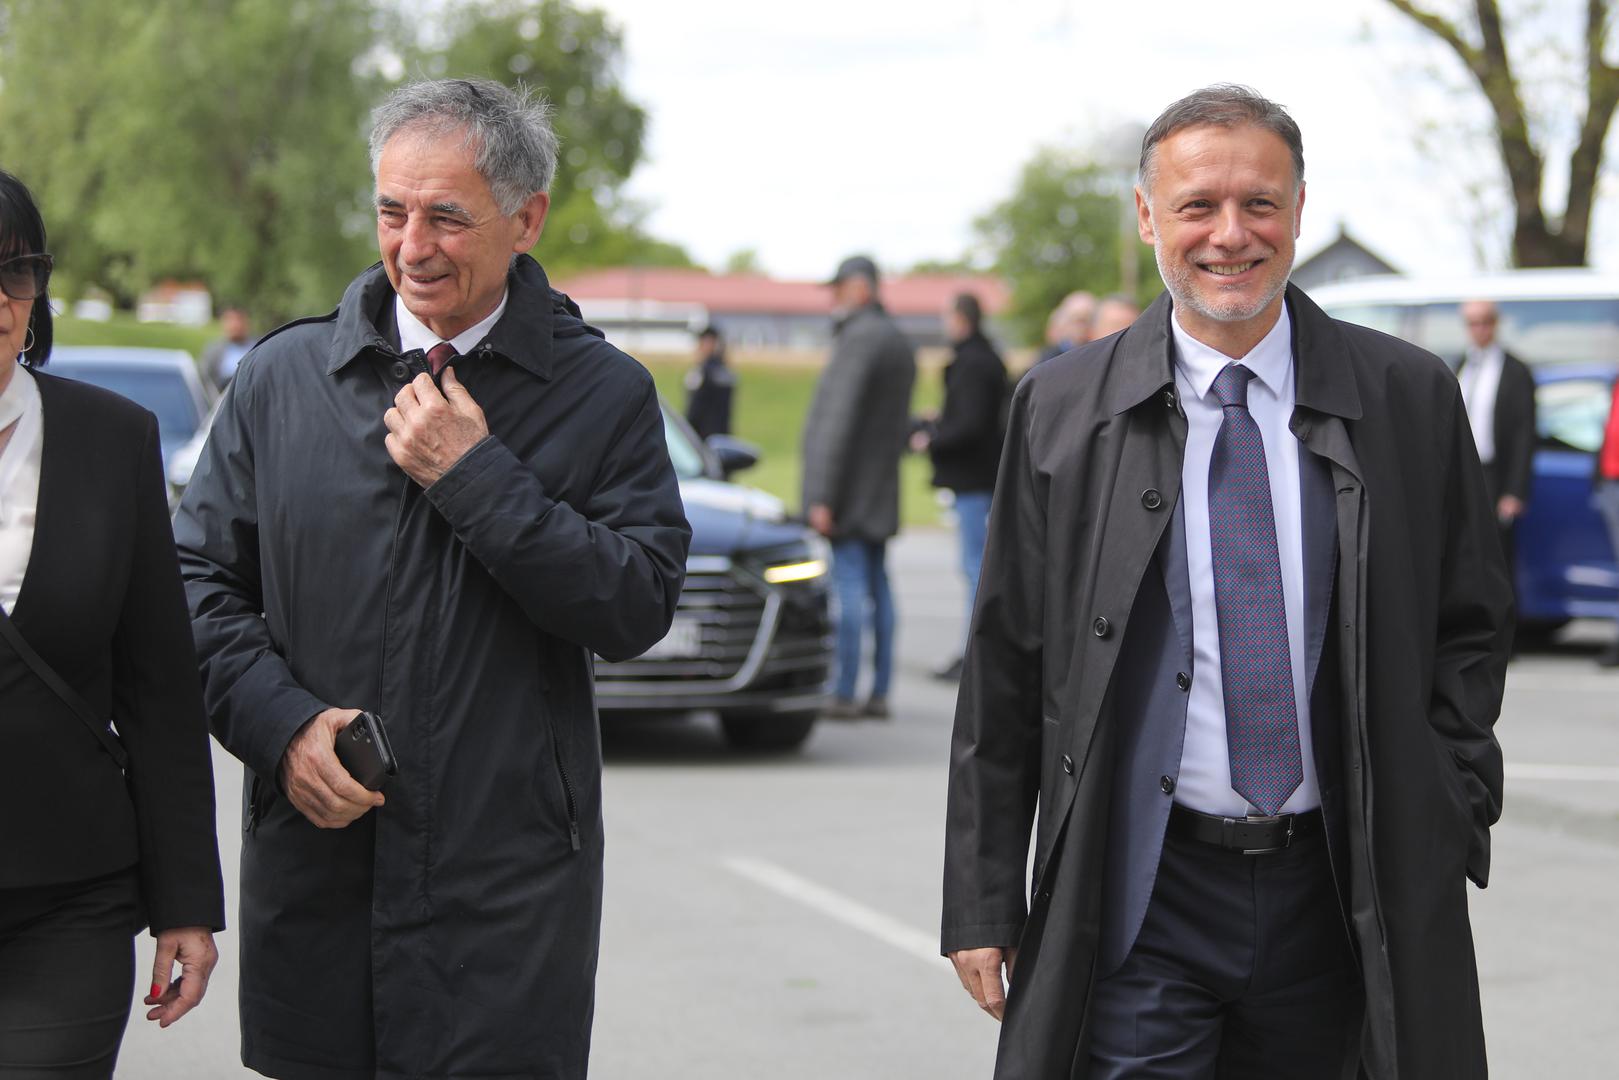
[763,558,828,584]
[760,535,830,584]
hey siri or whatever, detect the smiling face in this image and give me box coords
[1136,122,1304,355]
[375,128,549,341]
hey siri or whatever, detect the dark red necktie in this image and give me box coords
[427,341,457,376]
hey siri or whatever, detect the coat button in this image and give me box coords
[1160,775,1176,794]
[1162,389,1177,409]
[390,361,410,381]
[1141,488,1162,510]
[1176,671,1190,691]
[1092,616,1111,638]
[1062,755,1074,775]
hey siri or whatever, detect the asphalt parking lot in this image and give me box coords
[116,529,1619,1079]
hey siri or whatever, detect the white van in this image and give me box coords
[1306,269,1619,366]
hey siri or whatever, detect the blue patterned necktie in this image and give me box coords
[1208,363,1302,816]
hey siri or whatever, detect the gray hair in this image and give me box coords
[369,78,560,214]
[1138,84,1304,195]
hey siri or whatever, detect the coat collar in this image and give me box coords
[1105,283,1362,420]
[325,254,558,380]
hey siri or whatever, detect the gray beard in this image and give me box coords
[1152,234,1290,324]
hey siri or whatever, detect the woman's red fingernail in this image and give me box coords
[151,983,162,998]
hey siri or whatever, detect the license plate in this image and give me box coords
[642,615,704,659]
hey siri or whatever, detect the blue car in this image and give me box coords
[1516,362,1619,633]
[592,407,833,751]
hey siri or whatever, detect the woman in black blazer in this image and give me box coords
[0,171,225,1077]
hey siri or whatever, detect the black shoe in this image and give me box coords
[932,656,964,682]
[826,698,864,720]
[863,696,891,719]
[1597,645,1619,669]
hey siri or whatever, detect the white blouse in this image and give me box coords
[0,361,43,614]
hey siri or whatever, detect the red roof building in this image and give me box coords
[551,267,1010,352]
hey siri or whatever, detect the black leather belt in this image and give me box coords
[1168,804,1322,855]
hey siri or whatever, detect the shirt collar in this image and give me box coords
[1170,302,1293,404]
[1465,342,1503,369]
[0,360,38,433]
[394,289,509,357]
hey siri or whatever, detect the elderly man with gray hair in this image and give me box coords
[174,78,690,1079]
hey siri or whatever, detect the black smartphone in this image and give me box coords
[335,710,398,791]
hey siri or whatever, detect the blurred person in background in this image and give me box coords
[911,292,1009,681]
[1035,290,1097,364]
[201,304,255,394]
[1090,293,1142,340]
[174,80,689,1080]
[684,324,733,440]
[1596,375,1619,667]
[1456,298,1536,623]
[0,169,224,1078]
[802,254,916,719]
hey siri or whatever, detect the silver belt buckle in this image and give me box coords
[1227,813,1293,855]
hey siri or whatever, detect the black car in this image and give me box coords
[594,409,833,751]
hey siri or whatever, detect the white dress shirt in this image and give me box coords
[0,362,43,615]
[1170,306,1320,816]
[1459,343,1503,465]
[395,291,508,358]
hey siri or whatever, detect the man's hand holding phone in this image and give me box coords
[279,707,386,829]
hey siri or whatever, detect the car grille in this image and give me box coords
[595,556,776,691]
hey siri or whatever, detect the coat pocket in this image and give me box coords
[546,740,582,853]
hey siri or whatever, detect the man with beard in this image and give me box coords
[943,84,1509,1078]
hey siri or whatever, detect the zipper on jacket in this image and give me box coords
[552,742,581,851]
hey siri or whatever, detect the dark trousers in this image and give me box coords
[1089,826,1362,1079]
[0,867,140,1080]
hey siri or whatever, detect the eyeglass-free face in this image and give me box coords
[0,253,52,302]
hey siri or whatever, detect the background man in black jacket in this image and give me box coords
[683,325,734,441]
[1457,298,1537,607]
[912,292,1009,680]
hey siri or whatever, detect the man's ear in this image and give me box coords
[1135,187,1155,245]
[512,191,550,252]
[1294,182,1306,238]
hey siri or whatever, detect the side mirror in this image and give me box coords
[706,434,761,477]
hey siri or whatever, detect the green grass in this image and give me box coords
[54,314,216,358]
[47,314,949,527]
[645,356,945,528]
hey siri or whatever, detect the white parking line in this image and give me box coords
[1506,763,1619,783]
[720,855,946,969]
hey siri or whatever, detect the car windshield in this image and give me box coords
[1328,298,1619,365]
[1537,377,1614,453]
[661,408,707,480]
[52,362,201,441]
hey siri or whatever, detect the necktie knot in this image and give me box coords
[1211,363,1254,410]
[427,341,457,376]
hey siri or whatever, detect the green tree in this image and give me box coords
[1384,0,1619,266]
[424,0,692,277]
[973,146,1160,345]
[0,0,382,324]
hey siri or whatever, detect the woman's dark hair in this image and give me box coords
[953,292,983,334]
[0,169,53,367]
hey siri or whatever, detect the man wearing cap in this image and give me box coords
[943,84,1509,1078]
[801,255,916,719]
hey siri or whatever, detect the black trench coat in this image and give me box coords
[175,257,690,1079]
[942,286,1510,1079]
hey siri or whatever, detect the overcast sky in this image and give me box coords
[575,0,1619,281]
